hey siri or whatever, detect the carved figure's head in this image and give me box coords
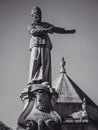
[35,89,51,111]
[31,6,42,23]
[29,84,52,112]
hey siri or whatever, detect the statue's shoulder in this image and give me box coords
[41,22,53,28]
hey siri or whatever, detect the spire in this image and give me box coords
[53,57,82,103]
[60,57,66,73]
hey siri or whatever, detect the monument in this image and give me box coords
[27,6,76,86]
[17,6,76,130]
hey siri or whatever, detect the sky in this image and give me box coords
[0,0,98,129]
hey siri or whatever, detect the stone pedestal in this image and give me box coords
[17,84,62,130]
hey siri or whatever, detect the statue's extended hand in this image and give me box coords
[68,29,76,34]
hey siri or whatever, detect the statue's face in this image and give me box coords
[36,90,50,103]
[34,90,51,111]
[32,12,41,23]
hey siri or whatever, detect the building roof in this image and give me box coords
[52,57,98,107]
[53,72,82,103]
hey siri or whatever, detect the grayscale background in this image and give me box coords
[0,0,98,129]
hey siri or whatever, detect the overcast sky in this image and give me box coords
[0,0,98,129]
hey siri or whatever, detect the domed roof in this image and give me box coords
[52,57,97,107]
[53,57,82,103]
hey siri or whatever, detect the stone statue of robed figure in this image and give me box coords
[17,6,76,130]
[27,7,76,86]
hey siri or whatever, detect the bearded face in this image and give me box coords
[31,7,42,24]
[32,12,41,23]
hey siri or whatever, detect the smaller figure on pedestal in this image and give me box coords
[17,6,76,130]
[27,6,76,86]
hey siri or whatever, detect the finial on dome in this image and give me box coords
[60,57,66,73]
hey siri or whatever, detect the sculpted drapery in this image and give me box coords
[27,7,76,86]
[17,6,76,130]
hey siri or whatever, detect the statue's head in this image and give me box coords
[29,84,53,112]
[30,84,51,101]
[31,6,42,23]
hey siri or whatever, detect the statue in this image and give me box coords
[17,6,76,130]
[17,84,62,130]
[27,6,76,86]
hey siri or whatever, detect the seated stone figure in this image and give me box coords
[17,84,62,130]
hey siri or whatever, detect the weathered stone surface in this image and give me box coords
[52,58,98,130]
[27,6,76,86]
[17,84,62,130]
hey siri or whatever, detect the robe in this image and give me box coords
[28,22,53,85]
[28,21,68,86]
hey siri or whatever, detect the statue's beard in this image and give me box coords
[32,18,41,25]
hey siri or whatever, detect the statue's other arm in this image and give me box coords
[27,24,53,36]
[51,26,76,34]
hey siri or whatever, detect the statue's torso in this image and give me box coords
[29,22,53,50]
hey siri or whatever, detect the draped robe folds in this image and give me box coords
[28,22,71,85]
[28,22,53,86]
[28,46,52,85]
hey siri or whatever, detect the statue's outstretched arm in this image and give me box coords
[51,26,76,34]
[27,24,76,35]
